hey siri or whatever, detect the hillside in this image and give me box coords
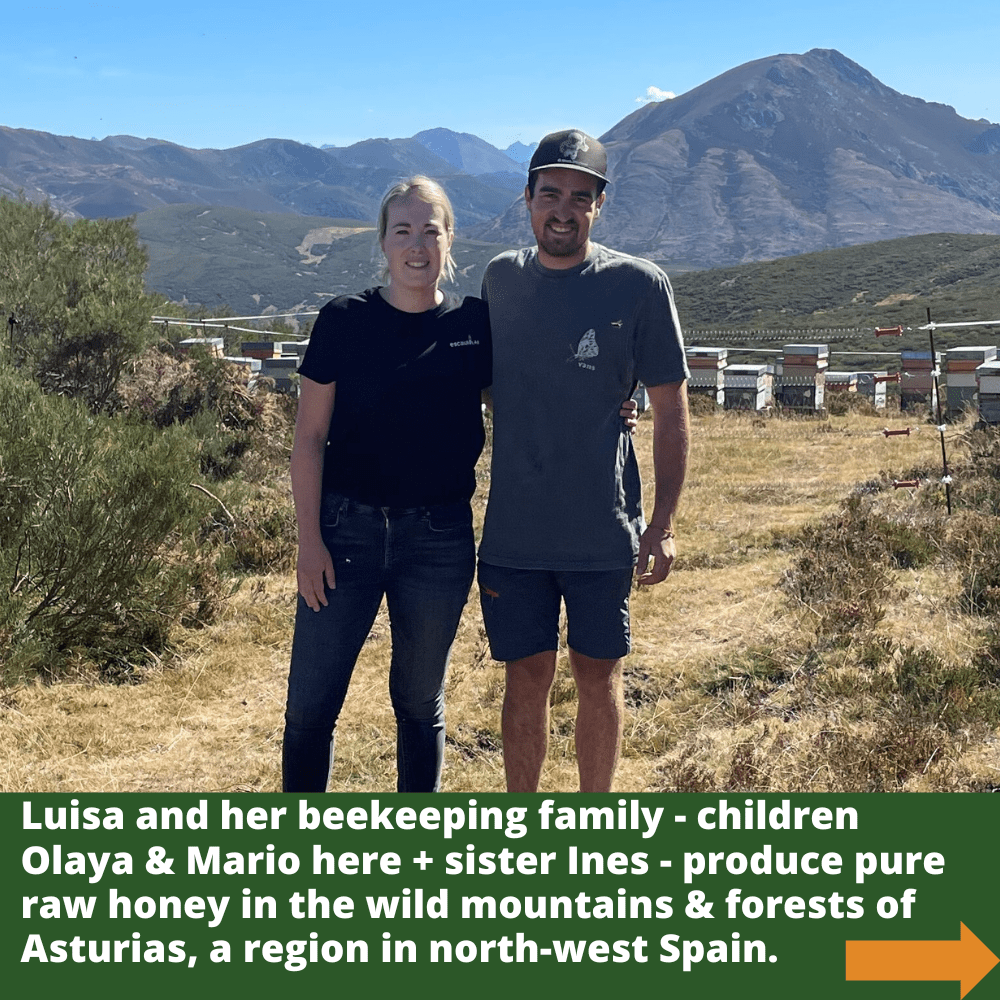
[0,128,521,231]
[671,232,1000,355]
[134,204,515,314]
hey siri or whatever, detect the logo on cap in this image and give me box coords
[528,129,609,184]
[558,132,589,163]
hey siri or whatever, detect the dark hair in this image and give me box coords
[526,170,607,200]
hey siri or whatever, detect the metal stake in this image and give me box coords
[926,307,952,515]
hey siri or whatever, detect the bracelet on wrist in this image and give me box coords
[649,524,675,538]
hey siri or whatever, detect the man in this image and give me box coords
[479,129,690,793]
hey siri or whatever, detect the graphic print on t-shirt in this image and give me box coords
[569,328,599,369]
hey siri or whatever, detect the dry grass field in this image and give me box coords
[2,401,999,795]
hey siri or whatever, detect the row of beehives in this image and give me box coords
[177,336,1000,420]
[177,337,308,392]
[687,344,841,412]
[685,344,1000,421]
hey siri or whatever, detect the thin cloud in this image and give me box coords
[635,86,676,104]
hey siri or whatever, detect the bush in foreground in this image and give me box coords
[0,366,214,681]
[0,198,158,412]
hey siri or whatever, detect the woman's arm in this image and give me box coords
[290,377,337,610]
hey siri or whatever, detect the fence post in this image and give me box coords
[926,307,952,515]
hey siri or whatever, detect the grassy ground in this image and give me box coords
[2,403,998,794]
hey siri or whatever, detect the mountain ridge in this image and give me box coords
[4,48,1000,271]
[0,128,521,230]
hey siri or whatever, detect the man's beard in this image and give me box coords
[537,219,585,258]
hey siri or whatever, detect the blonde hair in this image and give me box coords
[376,175,457,285]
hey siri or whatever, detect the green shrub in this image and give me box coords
[126,350,278,483]
[950,427,1000,516]
[0,366,213,680]
[202,486,298,576]
[0,198,158,412]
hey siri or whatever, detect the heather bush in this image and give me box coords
[780,496,943,637]
[824,391,879,417]
[940,427,1000,612]
[0,198,158,412]
[944,426,1000,516]
[957,521,1000,615]
[781,500,893,636]
[0,367,214,680]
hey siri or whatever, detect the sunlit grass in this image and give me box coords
[3,406,998,794]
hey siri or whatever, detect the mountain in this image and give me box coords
[413,128,522,176]
[504,141,537,164]
[5,48,1000,275]
[472,49,1000,268]
[0,129,521,230]
[324,136,453,174]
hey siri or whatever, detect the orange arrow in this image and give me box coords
[846,923,999,998]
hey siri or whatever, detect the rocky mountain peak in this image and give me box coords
[473,48,1000,267]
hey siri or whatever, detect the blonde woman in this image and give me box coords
[283,176,489,792]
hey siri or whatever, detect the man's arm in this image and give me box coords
[636,380,689,586]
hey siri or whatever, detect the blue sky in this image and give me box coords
[6,0,998,151]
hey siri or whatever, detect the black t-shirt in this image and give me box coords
[298,288,491,507]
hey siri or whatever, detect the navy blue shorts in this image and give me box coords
[477,561,633,662]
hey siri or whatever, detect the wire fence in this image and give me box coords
[150,307,1000,511]
[151,313,319,338]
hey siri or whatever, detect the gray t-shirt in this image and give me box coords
[480,243,689,571]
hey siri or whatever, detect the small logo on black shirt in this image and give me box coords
[449,339,480,347]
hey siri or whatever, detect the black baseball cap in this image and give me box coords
[528,129,609,184]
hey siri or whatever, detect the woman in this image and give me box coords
[282,175,489,793]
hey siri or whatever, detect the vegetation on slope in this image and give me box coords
[134,204,515,314]
[670,233,1000,356]
[136,205,1000,361]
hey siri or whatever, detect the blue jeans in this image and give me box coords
[282,493,475,793]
